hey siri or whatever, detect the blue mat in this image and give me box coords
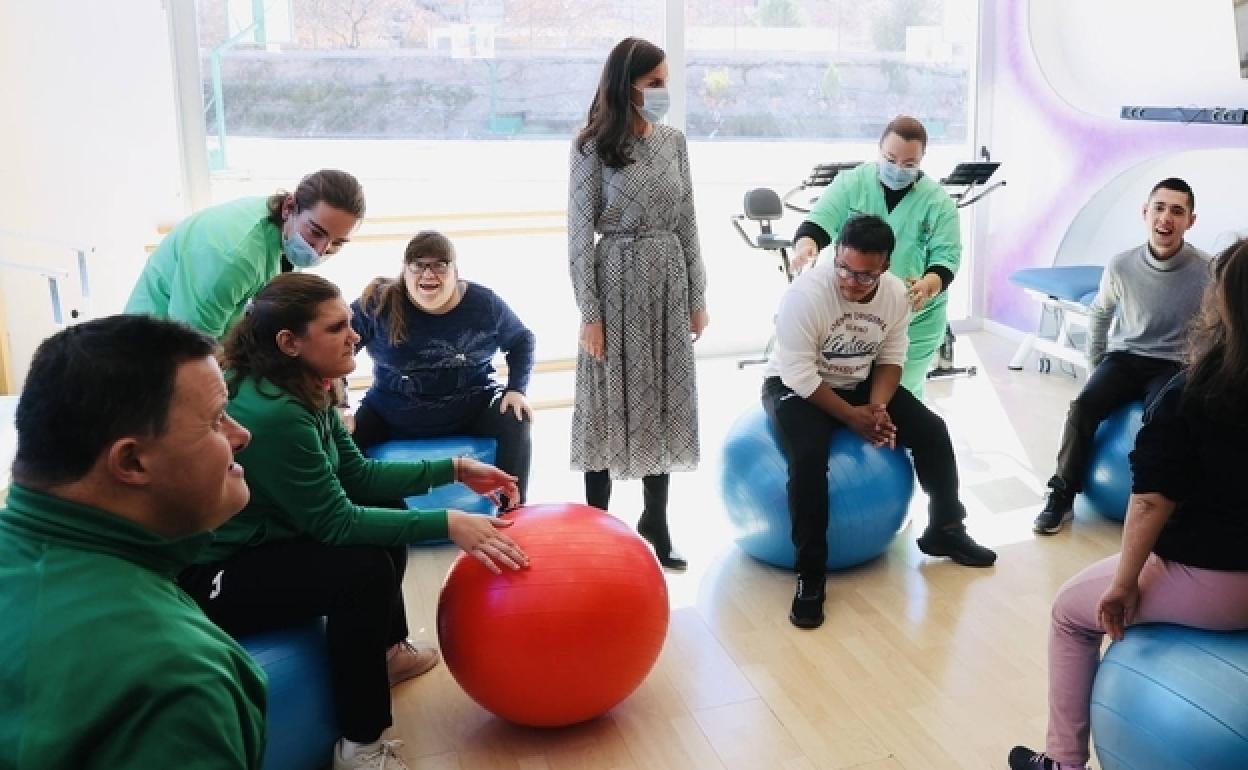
[367,436,498,518]
[1009,265,1104,304]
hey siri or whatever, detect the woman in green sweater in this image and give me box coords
[178,272,528,770]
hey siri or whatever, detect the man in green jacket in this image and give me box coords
[792,115,962,398]
[0,315,266,769]
[126,169,365,339]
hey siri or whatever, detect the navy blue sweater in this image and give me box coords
[351,282,536,433]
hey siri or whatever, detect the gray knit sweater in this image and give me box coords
[1087,241,1211,365]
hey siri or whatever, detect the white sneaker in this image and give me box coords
[333,739,409,770]
[386,639,440,686]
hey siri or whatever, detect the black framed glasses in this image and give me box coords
[406,259,453,276]
[833,260,884,287]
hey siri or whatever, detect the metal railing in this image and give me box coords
[0,229,94,325]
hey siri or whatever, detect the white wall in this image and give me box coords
[1029,0,1248,117]
[976,0,1248,331]
[1056,150,1248,267]
[0,0,188,389]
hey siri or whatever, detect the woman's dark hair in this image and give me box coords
[266,169,367,226]
[358,231,456,347]
[223,273,344,411]
[575,37,665,169]
[13,315,217,488]
[1185,239,1248,421]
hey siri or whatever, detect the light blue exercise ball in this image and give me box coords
[240,623,338,770]
[1076,401,1144,523]
[720,404,914,570]
[367,436,498,516]
[1091,623,1248,770]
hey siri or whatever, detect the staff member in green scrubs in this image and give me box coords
[791,116,960,397]
[126,168,365,339]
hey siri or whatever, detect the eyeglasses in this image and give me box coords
[406,259,453,276]
[834,261,884,287]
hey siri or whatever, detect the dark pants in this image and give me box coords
[761,375,964,578]
[1051,351,1180,492]
[353,389,532,504]
[179,541,409,743]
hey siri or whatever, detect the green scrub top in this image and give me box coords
[126,197,284,339]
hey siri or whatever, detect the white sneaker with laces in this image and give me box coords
[333,738,409,770]
[386,639,439,687]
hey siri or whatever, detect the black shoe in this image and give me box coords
[1034,488,1075,534]
[636,519,688,571]
[916,525,997,567]
[1008,746,1082,770]
[789,575,826,629]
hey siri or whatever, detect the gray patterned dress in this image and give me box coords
[568,125,707,479]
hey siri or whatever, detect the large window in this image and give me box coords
[684,0,974,142]
[681,0,979,348]
[188,0,978,365]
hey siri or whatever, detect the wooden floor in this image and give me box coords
[387,332,1121,770]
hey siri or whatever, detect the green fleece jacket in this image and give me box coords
[0,484,267,769]
[125,197,283,339]
[199,376,453,562]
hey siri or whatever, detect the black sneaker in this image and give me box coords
[789,575,826,629]
[1007,746,1085,770]
[1034,488,1075,534]
[916,525,997,567]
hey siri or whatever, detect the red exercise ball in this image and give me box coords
[436,502,670,727]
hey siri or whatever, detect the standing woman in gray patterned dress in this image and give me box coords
[568,37,709,571]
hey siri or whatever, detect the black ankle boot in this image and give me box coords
[638,474,686,571]
[584,470,612,511]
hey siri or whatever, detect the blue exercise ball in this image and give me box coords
[367,436,498,517]
[1075,401,1144,523]
[720,404,914,570]
[240,623,338,770]
[1091,623,1248,770]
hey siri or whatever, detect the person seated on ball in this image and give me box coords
[790,115,962,399]
[177,273,528,770]
[350,231,536,507]
[0,315,265,769]
[1007,239,1248,770]
[762,214,996,630]
[1035,178,1211,534]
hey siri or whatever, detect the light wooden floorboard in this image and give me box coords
[388,332,1117,769]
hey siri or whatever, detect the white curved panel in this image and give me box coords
[1029,0,1248,117]
[1056,148,1248,267]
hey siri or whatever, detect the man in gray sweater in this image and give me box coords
[1035,177,1211,534]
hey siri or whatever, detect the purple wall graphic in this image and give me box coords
[984,0,1238,330]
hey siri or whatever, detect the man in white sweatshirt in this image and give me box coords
[763,214,996,629]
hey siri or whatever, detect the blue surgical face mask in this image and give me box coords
[633,86,670,124]
[878,158,920,191]
[283,229,329,269]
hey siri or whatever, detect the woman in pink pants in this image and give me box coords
[1009,239,1248,770]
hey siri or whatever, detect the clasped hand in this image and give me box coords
[846,403,896,449]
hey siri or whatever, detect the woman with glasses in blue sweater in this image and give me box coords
[350,231,536,508]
